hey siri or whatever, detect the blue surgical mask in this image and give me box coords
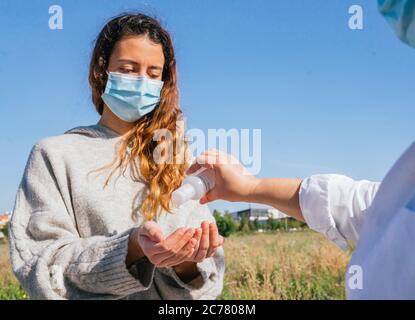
[101,71,164,122]
[378,0,415,48]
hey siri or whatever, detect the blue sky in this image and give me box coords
[0,0,414,214]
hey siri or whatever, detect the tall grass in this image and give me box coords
[0,240,27,300]
[218,231,349,300]
[0,230,349,300]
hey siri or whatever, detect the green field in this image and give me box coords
[0,231,349,300]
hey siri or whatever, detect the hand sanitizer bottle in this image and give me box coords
[171,169,215,208]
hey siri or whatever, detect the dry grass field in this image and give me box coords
[218,231,349,300]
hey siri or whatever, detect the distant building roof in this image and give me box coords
[231,207,288,220]
[0,214,11,224]
[268,208,288,219]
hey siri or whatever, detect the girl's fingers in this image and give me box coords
[157,238,197,267]
[191,228,202,258]
[139,235,166,255]
[219,235,225,246]
[149,228,191,262]
[153,228,193,253]
[150,249,176,265]
[207,223,219,257]
[146,227,164,243]
[145,222,223,266]
[194,221,210,261]
[168,228,195,252]
[163,247,196,268]
[140,221,165,242]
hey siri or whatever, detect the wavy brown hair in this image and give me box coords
[89,13,188,220]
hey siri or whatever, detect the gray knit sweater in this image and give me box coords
[9,122,225,300]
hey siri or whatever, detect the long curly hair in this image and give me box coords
[88,13,188,220]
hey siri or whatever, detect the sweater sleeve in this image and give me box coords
[299,174,380,250]
[154,203,225,300]
[9,143,155,300]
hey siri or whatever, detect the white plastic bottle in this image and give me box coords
[171,169,215,208]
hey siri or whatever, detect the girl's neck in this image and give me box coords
[98,105,135,136]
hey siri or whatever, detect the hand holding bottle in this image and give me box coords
[186,149,304,220]
[186,149,260,204]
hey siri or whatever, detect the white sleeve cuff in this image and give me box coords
[299,175,350,250]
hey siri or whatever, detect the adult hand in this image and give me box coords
[188,149,260,204]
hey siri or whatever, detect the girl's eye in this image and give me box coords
[120,68,134,74]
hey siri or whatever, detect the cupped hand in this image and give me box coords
[136,221,198,268]
[186,221,225,263]
[132,220,225,270]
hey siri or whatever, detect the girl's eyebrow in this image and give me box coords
[117,58,139,65]
[149,65,163,71]
[117,59,163,70]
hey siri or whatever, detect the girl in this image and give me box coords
[9,13,224,300]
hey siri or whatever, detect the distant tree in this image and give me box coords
[240,222,251,234]
[213,212,237,237]
[287,218,308,229]
[238,217,253,233]
[248,219,256,232]
[212,209,221,216]
[253,218,261,231]
[267,218,282,231]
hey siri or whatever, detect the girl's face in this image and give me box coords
[107,35,165,80]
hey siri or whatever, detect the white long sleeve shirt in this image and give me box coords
[299,141,415,299]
